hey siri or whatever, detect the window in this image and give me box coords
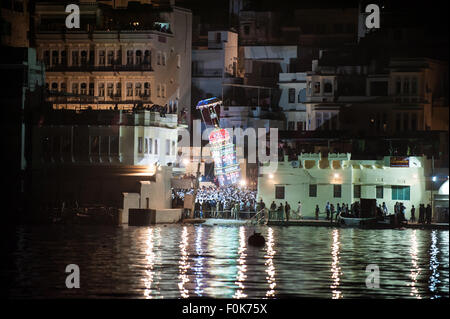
[135,50,142,64]
[98,50,105,65]
[157,84,161,97]
[403,113,409,131]
[395,77,401,95]
[411,77,417,95]
[148,138,153,154]
[376,186,383,199]
[309,184,317,197]
[81,50,87,65]
[127,50,134,65]
[43,50,50,66]
[107,83,114,97]
[288,121,295,131]
[98,83,105,97]
[288,88,295,103]
[275,186,285,199]
[162,84,166,98]
[116,83,121,97]
[155,139,158,155]
[100,136,109,155]
[61,82,66,93]
[90,136,99,155]
[162,52,166,66]
[297,121,305,131]
[176,54,181,68]
[144,50,151,64]
[110,136,119,155]
[135,83,142,96]
[243,25,250,35]
[52,50,59,65]
[333,184,341,198]
[72,50,79,66]
[314,82,321,94]
[144,82,150,96]
[354,185,361,198]
[392,186,410,200]
[157,51,161,65]
[216,32,222,43]
[127,83,133,97]
[298,88,306,103]
[166,139,171,155]
[51,82,58,91]
[89,83,94,96]
[403,78,410,95]
[171,141,176,155]
[144,138,148,154]
[61,50,67,65]
[72,83,78,94]
[324,82,333,93]
[80,83,87,95]
[138,137,143,153]
[107,51,114,65]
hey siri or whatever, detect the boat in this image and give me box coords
[339,216,377,227]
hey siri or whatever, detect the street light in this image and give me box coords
[240,179,247,187]
[268,174,274,179]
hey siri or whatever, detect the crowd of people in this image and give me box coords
[172,185,257,218]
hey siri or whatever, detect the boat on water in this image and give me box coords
[338,198,407,229]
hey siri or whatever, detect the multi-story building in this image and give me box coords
[32,0,192,125]
[277,72,308,131]
[0,0,29,47]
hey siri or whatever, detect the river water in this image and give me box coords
[2,224,449,299]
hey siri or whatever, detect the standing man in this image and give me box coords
[285,202,291,223]
[278,202,284,221]
[419,204,425,224]
[326,202,331,220]
[297,201,302,219]
[410,205,416,223]
[330,204,335,223]
[382,202,388,216]
[426,204,432,224]
[315,205,320,220]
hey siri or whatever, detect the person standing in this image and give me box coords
[297,201,302,219]
[315,205,320,220]
[330,204,335,223]
[285,201,291,223]
[278,203,284,221]
[382,202,388,216]
[337,203,341,219]
[419,204,425,224]
[426,204,432,224]
[326,202,331,220]
[410,205,416,223]
[270,201,277,220]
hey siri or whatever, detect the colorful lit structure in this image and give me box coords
[196,97,240,186]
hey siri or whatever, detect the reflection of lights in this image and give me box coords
[330,229,342,299]
[233,226,247,299]
[428,230,441,298]
[265,227,276,298]
[194,226,204,297]
[178,226,190,298]
[142,228,161,299]
[408,230,422,299]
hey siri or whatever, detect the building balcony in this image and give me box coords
[192,68,223,77]
[46,63,153,73]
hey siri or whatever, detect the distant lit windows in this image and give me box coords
[288,88,295,103]
[309,184,317,197]
[392,186,410,201]
[354,185,361,198]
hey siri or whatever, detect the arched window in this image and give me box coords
[80,83,87,95]
[135,50,142,64]
[81,50,88,65]
[144,82,150,96]
[127,50,134,65]
[144,50,151,64]
[324,82,333,93]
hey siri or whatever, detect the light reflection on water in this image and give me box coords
[2,225,449,299]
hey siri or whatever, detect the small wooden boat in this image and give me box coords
[339,216,377,227]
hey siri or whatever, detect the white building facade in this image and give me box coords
[258,153,431,219]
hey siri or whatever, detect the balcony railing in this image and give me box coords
[46,63,153,72]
